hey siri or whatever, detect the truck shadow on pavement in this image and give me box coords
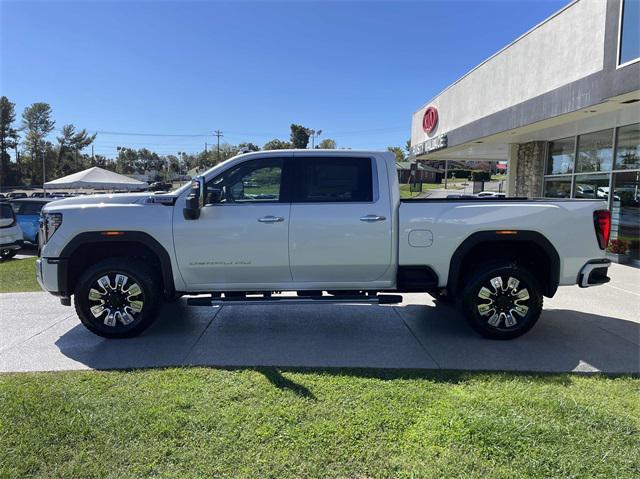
[52,298,640,375]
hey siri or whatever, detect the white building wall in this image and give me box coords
[411,0,607,146]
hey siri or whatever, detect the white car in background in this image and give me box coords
[0,202,24,260]
[476,191,506,198]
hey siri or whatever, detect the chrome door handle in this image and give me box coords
[359,214,386,222]
[258,216,285,223]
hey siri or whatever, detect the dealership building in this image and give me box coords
[410,0,639,261]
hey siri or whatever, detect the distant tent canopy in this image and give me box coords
[44,167,148,191]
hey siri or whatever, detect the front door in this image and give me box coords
[173,156,292,289]
[288,155,393,284]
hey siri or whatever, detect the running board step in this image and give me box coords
[187,294,403,306]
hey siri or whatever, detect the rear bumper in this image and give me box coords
[0,239,23,251]
[577,259,611,288]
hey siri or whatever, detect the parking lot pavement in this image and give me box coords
[0,264,638,374]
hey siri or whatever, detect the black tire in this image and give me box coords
[459,262,543,340]
[0,249,17,260]
[74,258,161,338]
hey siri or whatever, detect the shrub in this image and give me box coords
[471,171,491,182]
[607,239,629,254]
[446,169,472,179]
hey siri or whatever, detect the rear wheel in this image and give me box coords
[0,249,17,260]
[459,262,543,339]
[74,258,161,338]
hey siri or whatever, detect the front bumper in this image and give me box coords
[577,259,611,288]
[0,239,23,251]
[36,257,68,297]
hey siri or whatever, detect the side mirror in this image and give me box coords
[183,176,205,220]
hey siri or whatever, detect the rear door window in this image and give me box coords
[1,203,15,220]
[18,202,45,215]
[294,157,373,203]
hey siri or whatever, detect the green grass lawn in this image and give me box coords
[0,256,41,293]
[399,183,454,198]
[1,368,638,478]
[400,183,420,198]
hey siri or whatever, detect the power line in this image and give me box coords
[51,125,407,138]
[51,127,211,137]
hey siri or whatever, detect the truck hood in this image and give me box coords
[43,192,176,211]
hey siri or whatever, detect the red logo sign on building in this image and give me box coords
[422,106,438,134]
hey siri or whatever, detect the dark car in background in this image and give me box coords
[9,198,52,243]
[7,192,27,199]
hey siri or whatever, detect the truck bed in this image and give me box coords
[398,198,607,288]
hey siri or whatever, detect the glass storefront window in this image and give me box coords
[619,0,640,65]
[614,123,640,170]
[611,171,640,261]
[573,174,610,199]
[542,124,640,258]
[546,137,574,174]
[544,177,571,198]
[576,129,613,173]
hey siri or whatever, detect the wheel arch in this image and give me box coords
[447,230,560,298]
[59,231,175,299]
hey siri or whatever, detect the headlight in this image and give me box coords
[40,213,63,243]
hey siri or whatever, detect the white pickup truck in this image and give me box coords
[36,150,612,339]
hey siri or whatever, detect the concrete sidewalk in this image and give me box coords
[1,264,638,374]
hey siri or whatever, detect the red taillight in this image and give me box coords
[593,210,611,250]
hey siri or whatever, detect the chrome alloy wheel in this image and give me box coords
[476,276,530,329]
[87,273,144,327]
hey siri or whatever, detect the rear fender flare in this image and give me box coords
[447,230,560,298]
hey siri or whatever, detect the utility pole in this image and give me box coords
[205,142,208,154]
[91,145,94,165]
[444,159,449,189]
[214,130,223,163]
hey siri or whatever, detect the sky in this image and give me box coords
[1,0,566,158]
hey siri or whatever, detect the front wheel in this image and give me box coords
[74,258,161,338]
[459,262,543,340]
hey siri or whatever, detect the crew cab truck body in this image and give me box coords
[36,150,612,339]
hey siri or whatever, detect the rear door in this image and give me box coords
[288,155,393,284]
[14,201,44,242]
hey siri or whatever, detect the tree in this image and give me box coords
[290,124,310,149]
[316,138,336,149]
[387,146,405,163]
[136,148,163,174]
[115,147,138,174]
[91,154,114,170]
[238,142,260,152]
[57,124,96,175]
[57,124,95,152]
[263,138,292,150]
[0,96,20,186]
[21,103,55,184]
